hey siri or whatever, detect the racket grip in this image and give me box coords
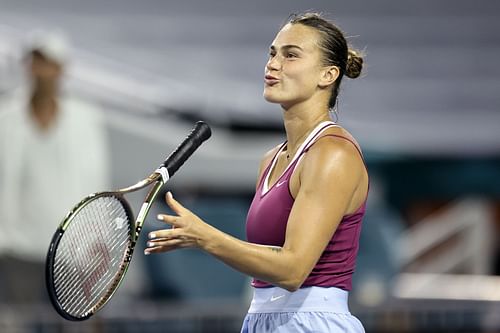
[160,121,211,178]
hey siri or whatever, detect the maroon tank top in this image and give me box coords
[245,121,368,290]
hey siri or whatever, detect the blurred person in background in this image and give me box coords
[0,30,110,304]
[146,12,368,332]
[0,46,20,106]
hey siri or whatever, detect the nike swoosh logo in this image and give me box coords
[270,295,285,302]
[275,180,287,188]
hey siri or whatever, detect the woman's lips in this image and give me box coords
[264,75,279,85]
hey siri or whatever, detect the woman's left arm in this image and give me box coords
[145,138,366,291]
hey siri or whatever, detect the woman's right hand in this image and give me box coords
[144,192,211,255]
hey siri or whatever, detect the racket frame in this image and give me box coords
[46,120,211,321]
[46,171,165,321]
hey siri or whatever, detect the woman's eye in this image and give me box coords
[286,53,297,58]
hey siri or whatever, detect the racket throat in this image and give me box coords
[133,203,149,242]
[132,180,163,243]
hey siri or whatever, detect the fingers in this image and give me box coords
[144,232,194,255]
[144,238,185,255]
[147,228,177,240]
[165,191,187,216]
[145,228,186,255]
[157,213,180,228]
[145,192,201,256]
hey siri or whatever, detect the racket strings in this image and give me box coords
[52,196,132,318]
[56,199,129,315]
[56,208,114,313]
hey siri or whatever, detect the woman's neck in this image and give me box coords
[281,100,331,158]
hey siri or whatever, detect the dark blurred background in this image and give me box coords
[1,0,499,332]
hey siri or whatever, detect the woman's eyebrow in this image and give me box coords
[269,44,304,52]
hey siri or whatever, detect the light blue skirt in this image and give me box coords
[241,286,365,333]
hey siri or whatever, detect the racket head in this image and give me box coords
[46,192,135,321]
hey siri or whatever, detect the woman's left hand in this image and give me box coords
[144,191,209,255]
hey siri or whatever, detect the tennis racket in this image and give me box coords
[45,121,211,321]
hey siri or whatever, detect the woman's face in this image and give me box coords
[29,51,62,86]
[263,23,327,110]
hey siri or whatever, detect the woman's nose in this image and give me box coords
[266,55,281,71]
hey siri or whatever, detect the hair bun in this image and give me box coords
[346,49,363,79]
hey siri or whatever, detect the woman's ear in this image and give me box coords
[318,66,340,88]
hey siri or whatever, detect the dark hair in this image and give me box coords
[287,12,363,109]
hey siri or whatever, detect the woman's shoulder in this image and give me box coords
[322,124,360,147]
[306,124,363,159]
[303,124,365,170]
[297,125,367,198]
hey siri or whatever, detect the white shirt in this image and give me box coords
[0,90,110,261]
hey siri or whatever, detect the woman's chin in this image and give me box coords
[263,92,282,104]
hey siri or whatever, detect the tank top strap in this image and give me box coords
[286,128,369,193]
[294,121,339,160]
[284,122,340,179]
[261,121,338,194]
[301,133,370,206]
[304,134,366,166]
[258,141,287,191]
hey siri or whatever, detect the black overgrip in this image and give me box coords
[161,121,211,177]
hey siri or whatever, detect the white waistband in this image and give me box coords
[247,286,350,314]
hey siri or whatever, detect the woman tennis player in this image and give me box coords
[146,12,368,332]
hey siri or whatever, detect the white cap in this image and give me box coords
[24,29,70,65]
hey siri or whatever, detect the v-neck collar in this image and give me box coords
[261,121,337,196]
